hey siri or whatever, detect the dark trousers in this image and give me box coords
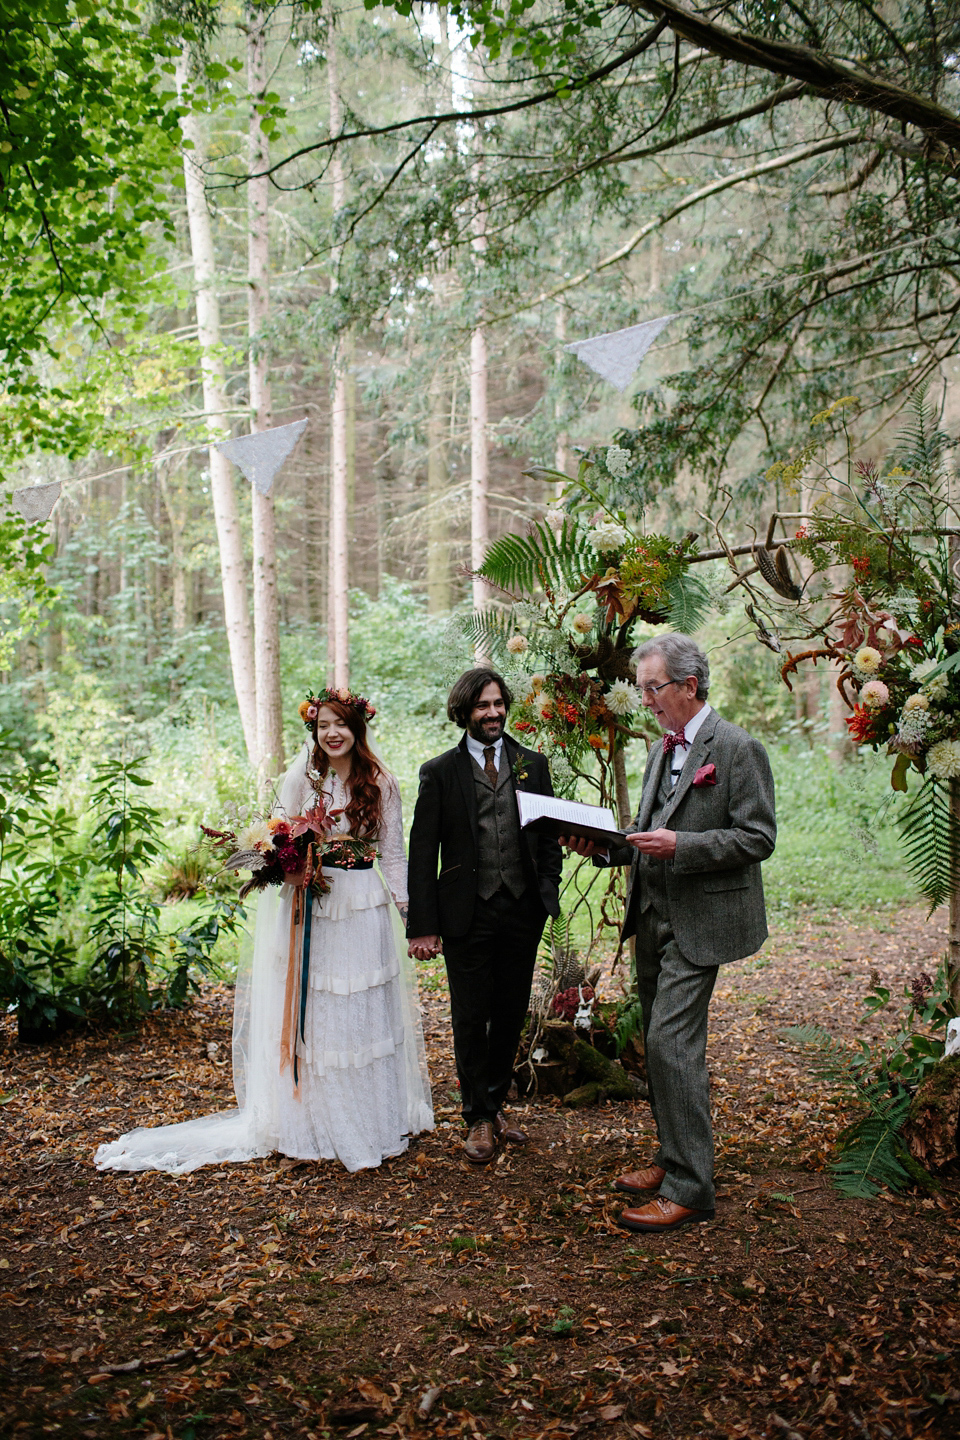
[442,888,546,1126]
[636,904,719,1211]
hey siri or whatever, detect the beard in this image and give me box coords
[468,714,506,743]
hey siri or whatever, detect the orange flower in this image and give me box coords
[587,734,605,750]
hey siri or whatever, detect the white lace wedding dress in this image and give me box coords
[95,747,434,1175]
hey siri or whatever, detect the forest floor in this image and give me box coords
[1,905,959,1440]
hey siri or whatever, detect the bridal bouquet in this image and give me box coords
[202,800,376,900]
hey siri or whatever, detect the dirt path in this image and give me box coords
[2,906,958,1440]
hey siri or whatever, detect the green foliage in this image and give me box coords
[478,520,595,599]
[612,997,645,1058]
[782,1023,931,1198]
[0,749,242,1033]
[0,501,58,667]
[664,571,711,635]
[895,777,957,914]
[0,0,184,456]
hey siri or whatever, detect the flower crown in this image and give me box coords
[299,687,377,727]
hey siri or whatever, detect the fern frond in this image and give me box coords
[895,777,957,912]
[464,608,514,661]
[614,998,645,1056]
[665,571,711,634]
[478,520,595,598]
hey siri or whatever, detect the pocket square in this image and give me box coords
[693,763,717,787]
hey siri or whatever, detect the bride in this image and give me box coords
[95,688,434,1175]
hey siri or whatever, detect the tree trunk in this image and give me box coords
[554,304,570,487]
[247,8,284,780]
[176,43,258,767]
[427,365,451,612]
[327,12,350,687]
[612,744,631,828]
[469,52,490,637]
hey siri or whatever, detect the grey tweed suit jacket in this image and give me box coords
[613,710,777,967]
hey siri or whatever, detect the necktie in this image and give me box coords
[483,746,499,787]
[662,730,689,756]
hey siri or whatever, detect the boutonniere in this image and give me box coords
[693,763,717,787]
[513,751,530,785]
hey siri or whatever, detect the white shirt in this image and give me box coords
[465,732,503,773]
[668,703,712,786]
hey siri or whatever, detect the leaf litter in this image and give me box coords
[0,905,958,1439]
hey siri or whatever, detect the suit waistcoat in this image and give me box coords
[474,749,527,901]
[638,757,676,916]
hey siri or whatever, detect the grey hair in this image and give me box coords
[632,633,710,699]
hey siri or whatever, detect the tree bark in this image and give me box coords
[176,44,258,767]
[469,49,490,638]
[247,7,284,780]
[327,12,350,687]
[553,304,570,489]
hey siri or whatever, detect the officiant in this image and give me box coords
[406,669,563,1164]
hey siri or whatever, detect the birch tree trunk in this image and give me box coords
[247,8,284,779]
[327,12,350,687]
[176,43,258,765]
[469,50,490,639]
[427,7,452,614]
[554,304,570,488]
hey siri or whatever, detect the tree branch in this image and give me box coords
[488,128,862,322]
[624,0,960,151]
[211,18,670,187]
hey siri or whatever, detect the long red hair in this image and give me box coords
[310,701,384,837]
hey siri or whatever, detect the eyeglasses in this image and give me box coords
[638,679,680,699]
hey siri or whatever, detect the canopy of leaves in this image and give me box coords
[0,0,183,456]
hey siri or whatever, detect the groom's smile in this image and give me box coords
[468,680,508,743]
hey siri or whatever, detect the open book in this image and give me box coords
[516,791,629,847]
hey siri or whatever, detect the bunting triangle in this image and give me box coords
[565,314,675,391]
[13,481,61,523]
[216,417,308,495]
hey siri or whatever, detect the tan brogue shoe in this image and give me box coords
[617,1195,715,1234]
[613,1163,666,1196]
[494,1110,528,1145]
[463,1120,497,1164]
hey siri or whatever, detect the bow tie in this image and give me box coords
[662,730,689,756]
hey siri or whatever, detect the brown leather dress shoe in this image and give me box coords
[494,1110,528,1145]
[614,1163,666,1196]
[618,1195,715,1233]
[463,1120,497,1164]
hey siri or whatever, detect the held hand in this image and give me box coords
[625,828,677,860]
[408,934,443,961]
[559,835,601,857]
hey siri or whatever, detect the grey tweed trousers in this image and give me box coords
[636,906,719,1212]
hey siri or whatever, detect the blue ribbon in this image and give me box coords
[294,888,313,1088]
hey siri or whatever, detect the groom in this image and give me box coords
[407,669,562,1163]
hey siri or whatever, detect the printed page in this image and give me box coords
[517,791,618,831]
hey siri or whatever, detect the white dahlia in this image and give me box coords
[544,508,567,533]
[903,692,929,712]
[587,522,629,554]
[927,739,960,780]
[854,646,882,674]
[238,819,274,851]
[606,679,640,715]
[506,634,529,655]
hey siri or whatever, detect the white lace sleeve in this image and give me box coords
[377,773,408,909]
[275,742,313,817]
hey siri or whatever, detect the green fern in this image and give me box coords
[613,997,645,1056]
[782,1023,935,1198]
[463,607,514,662]
[895,777,957,913]
[665,571,711,634]
[477,520,596,598]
